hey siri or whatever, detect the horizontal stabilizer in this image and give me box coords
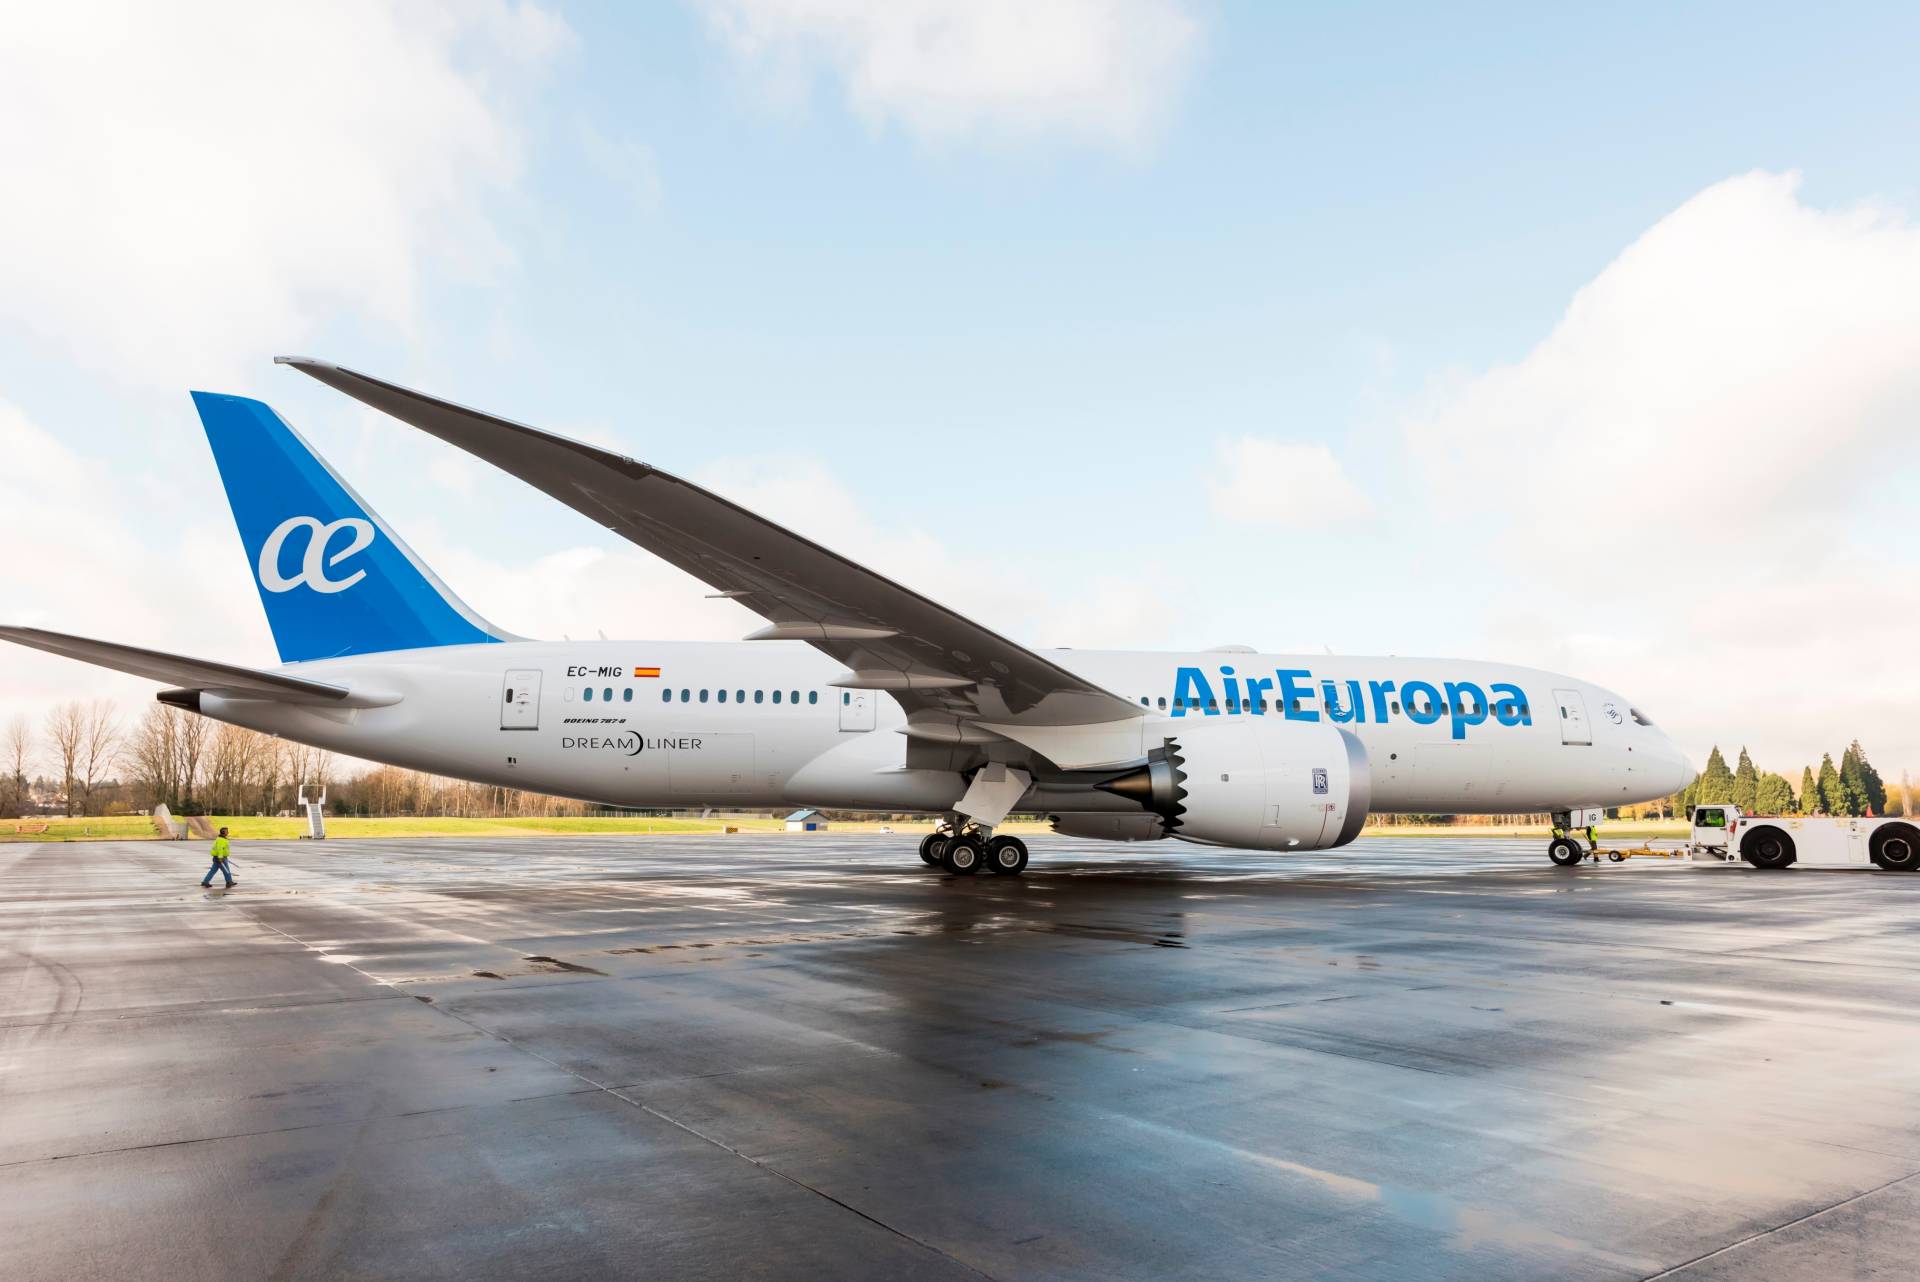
[0,626,380,706]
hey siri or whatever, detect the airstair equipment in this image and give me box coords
[298,783,327,840]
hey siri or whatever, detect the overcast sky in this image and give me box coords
[3,1,1918,781]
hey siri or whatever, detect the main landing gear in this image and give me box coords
[919,826,1028,876]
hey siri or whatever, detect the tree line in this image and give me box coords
[1667,741,1907,818]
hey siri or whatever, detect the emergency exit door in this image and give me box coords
[1553,688,1590,745]
[502,669,541,730]
[838,689,876,731]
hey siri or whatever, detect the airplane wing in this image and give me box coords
[0,626,367,706]
[278,358,1144,746]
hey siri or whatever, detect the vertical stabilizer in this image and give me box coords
[190,391,511,662]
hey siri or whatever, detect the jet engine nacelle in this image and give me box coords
[1097,717,1371,851]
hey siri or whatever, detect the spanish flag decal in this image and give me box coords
[634,666,661,678]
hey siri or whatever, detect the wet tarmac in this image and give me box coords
[3,833,1918,1281]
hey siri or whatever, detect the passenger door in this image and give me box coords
[501,669,541,730]
[1553,688,1591,745]
[838,689,876,732]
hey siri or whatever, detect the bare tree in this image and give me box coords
[44,702,85,816]
[74,700,121,816]
[2,715,30,817]
[176,711,208,812]
[130,704,183,810]
[203,723,284,816]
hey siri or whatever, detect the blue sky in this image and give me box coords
[3,1,1918,779]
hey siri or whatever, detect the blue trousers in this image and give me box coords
[202,857,233,887]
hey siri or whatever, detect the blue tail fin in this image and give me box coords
[191,392,510,662]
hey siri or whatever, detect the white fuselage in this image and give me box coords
[199,640,1694,819]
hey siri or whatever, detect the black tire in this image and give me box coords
[1607,851,1625,863]
[1742,826,1796,869]
[986,836,1029,876]
[1869,823,1920,871]
[919,833,947,866]
[1548,837,1584,867]
[942,838,982,876]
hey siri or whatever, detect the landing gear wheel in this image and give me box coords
[1741,827,1796,869]
[985,836,1029,876]
[1870,824,1920,870]
[942,837,982,876]
[1548,837,1584,867]
[919,833,948,866]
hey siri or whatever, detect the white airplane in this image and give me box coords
[2,359,1693,875]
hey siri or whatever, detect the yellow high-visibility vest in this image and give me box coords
[211,836,230,861]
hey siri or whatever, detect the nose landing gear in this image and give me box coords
[1547,807,1604,867]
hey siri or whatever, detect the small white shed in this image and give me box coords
[784,809,828,832]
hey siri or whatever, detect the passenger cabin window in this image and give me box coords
[679,689,690,703]
[790,690,799,704]
[699,689,709,703]
[1157,697,1166,709]
[718,689,727,702]
[623,688,633,703]
[738,690,746,703]
[661,688,671,702]
[603,687,613,702]
[773,691,782,704]
[583,687,593,701]
[808,691,818,705]
[755,691,764,704]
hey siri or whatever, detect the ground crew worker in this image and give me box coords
[201,826,236,889]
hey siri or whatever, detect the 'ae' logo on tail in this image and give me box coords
[258,516,375,594]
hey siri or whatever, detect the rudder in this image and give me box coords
[191,391,510,662]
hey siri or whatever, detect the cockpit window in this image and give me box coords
[1629,707,1654,727]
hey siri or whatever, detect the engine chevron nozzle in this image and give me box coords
[1094,742,1187,827]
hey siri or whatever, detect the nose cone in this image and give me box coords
[1652,735,1694,796]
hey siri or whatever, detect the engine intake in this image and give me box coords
[1096,718,1370,851]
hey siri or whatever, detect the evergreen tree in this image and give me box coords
[1754,772,1795,815]
[1817,753,1843,815]
[1696,746,1735,805]
[1799,766,1817,814]
[1846,740,1887,815]
[1732,747,1758,812]
[1838,744,1870,816]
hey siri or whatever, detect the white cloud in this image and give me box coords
[693,0,1200,148]
[0,0,573,389]
[0,399,271,738]
[1406,171,1920,774]
[1208,437,1376,528]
